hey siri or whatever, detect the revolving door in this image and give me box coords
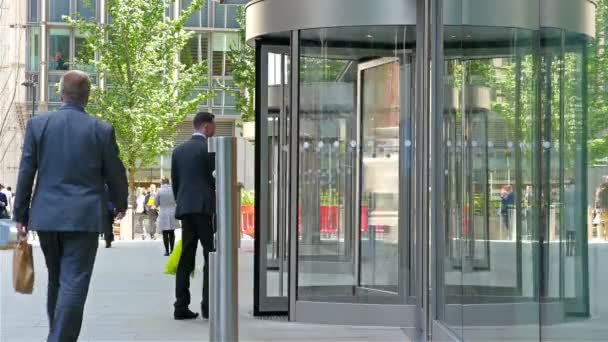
[250,0,595,338]
[255,24,419,326]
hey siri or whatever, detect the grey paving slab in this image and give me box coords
[1,239,409,342]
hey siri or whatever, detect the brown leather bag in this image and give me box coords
[13,240,34,294]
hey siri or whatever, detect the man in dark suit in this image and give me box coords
[13,70,128,342]
[171,111,216,320]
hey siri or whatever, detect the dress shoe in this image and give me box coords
[164,252,170,256]
[174,309,199,320]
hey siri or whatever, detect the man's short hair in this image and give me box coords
[6,186,11,191]
[193,112,215,130]
[59,70,91,106]
[162,178,170,185]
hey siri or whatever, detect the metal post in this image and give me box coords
[208,137,239,342]
[209,251,217,341]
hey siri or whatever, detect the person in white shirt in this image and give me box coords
[2,186,13,216]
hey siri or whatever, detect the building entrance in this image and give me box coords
[248,0,596,340]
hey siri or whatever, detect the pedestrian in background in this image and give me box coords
[156,178,178,256]
[0,184,9,219]
[145,185,158,240]
[13,70,128,342]
[1,185,13,217]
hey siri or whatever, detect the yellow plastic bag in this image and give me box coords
[164,240,195,278]
[164,240,182,275]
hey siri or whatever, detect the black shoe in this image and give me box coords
[164,252,170,256]
[174,309,199,320]
[105,242,112,248]
[202,308,209,320]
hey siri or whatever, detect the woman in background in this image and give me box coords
[155,178,178,256]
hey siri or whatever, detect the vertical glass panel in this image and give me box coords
[48,74,62,102]
[212,33,237,76]
[48,28,70,71]
[182,0,200,26]
[182,0,208,27]
[440,2,541,338]
[28,0,39,22]
[214,4,226,28]
[297,26,413,305]
[225,5,239,29]
[49,0,70,22]
[28,27,40,71]
[75,31,95,72]
[76,0,96,20]
[181,36,200,67]
[540,28,591,340]
[359,60,401,293]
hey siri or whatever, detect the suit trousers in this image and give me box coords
[38,231,99,342]
[174,214,214,312]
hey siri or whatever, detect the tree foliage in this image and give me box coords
[226,6,255,123]
[67,0,211,183]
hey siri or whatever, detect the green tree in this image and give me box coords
[588,0,608,164]
[227,6,255,122]
[68,0,211,194]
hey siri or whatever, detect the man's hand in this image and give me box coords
[16,222,28,239]
[115,211,126,221]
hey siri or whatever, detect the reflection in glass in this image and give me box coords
[359,59,401,292]
[49,0,70,22]
[75,32,95,72]
[76,0,96,20]
[297,26,413,305]
[28,27,40,71]
[49,28,70,71]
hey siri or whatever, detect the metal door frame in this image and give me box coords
[254,42,291,316]
[354,56,412,301]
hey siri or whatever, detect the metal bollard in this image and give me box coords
[208,137,239,342]
[209,251,217,341]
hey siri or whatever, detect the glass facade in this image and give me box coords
[24,0,244,187]
[30,0,242,113]
[250,0,599,340]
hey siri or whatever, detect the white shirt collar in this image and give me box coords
[193,132,206,138]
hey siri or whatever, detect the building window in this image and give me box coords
[211,32,237,76]
[75,31,95,72]
[48,74,62,102]
[76,0,97,20]
[28,0,40,22]
[48,28,70,71]
[49,0,71,22]
[182,0,209,27]
[181,32,209,68]
[28,27,41,71]
[214,4,239,29]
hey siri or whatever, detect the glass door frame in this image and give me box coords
[288,29,419,328]
[254,41,291,316]
[354,56,414,302]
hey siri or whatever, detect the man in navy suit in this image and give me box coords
[13,70,128,342]
[171,112,216,320]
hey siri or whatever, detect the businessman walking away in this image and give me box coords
[172,112,216,320]
[13,70,128,342]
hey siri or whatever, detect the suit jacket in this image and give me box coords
[13,103,128,232]
[171,135,216,219]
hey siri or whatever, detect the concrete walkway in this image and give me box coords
[0,239,409,341]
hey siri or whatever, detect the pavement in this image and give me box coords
[0,238,409,342]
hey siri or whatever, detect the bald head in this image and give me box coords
[59,70,91,106]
